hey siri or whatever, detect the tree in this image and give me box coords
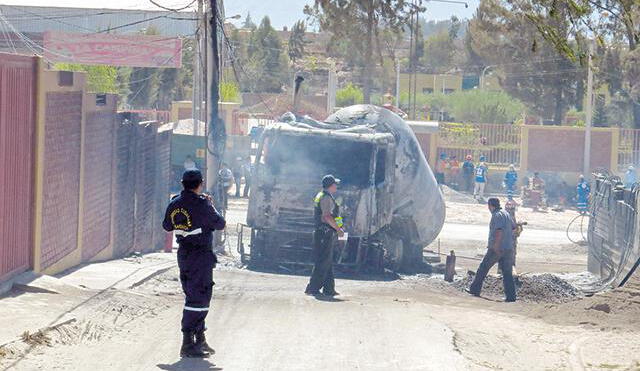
[243,16,289,93]
[336,83,364,106]
[288,20,309,64]
[423,31,455,73]
[242,12,256,29]
[468,0,584,124]
[54,63,119,93]
[305,0,421,103]
[514,0,640,128]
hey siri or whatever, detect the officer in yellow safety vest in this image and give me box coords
[305,174,344,296]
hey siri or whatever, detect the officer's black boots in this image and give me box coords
[180,331,208,358]
[195,330,215,355]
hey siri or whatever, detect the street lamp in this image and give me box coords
[480,65,496,90]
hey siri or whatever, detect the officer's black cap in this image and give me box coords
[322,174,340,189]
[182,169,203,183]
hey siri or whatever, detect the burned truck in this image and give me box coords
[241,105,445,272]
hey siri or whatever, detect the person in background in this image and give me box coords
[232,157,244,198]
[501,195,524,276]
[435,153,447,186]
[184,155,197,171]
[474,156,488,200]
[624,165,637,189]
[467,198,516,302]
[576,175,591,215]
[503,164,518,197]
[449,155,460,188]
[462,155,475,193]
[217,163,234,211]
[242,156,252,198]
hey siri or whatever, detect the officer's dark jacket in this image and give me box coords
[162,190,226,248]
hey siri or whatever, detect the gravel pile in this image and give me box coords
[454,272,580,303]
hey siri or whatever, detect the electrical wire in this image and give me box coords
[148,0,197,12]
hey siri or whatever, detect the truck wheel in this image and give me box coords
[382,234,403,272]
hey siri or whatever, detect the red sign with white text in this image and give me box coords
[43,31,182,68]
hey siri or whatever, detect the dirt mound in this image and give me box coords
[442,186,477,204]
[454,272,580,303]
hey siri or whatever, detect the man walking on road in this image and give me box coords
[163,169,226,358]
[305,174,344,297]
[468,198,517,302]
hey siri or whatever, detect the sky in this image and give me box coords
[0,0,480,29]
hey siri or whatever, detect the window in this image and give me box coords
[264,134,373,188]
[58,71,73,86]
[422,88,434,94]
[95,94,107,106]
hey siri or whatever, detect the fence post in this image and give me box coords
[611,127,620,173]
[520,124,529,175]
[429,130,439,169]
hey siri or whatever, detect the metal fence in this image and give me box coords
[436,122,521,167]
[588,175,640,287]
[618,128,640,170]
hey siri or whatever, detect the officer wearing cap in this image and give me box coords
[162,169,226,358]
[305,174,344,296]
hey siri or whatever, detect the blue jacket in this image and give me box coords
[163,190,226,248]
[504,170,518,187]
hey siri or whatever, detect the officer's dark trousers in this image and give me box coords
[469,248,516,302]
[307,226,336,293]
[177,246,216,333]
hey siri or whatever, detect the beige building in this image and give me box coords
[399,73,501,95]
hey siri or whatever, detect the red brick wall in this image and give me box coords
[527,128,612,172]
[0,53,36,281]
[41,91,83,269]
[81,109,115,261]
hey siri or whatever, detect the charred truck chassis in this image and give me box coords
[242,105,445,273]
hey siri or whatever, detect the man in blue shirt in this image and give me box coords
[468,198,517,302]
[474,158,488,200]
[503,164,518,197]
[576,175,590,215]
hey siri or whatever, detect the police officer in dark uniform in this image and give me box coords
[162,169,226,358]
[305,175,344,296]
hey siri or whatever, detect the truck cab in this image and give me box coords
[245,123,395,272]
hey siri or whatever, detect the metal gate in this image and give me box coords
[0,53,37,281]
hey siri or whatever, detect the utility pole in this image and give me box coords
[206,0,222,193]
[395,55,400,107]
[327,65,337,114]
[192,0,204,133]
[583,41,594,178]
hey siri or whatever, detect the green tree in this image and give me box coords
[336,83,364,106]
[468,0,584,124]
[446,90,525,124]
[511,0,640,128]
[305,0,420,103]
[54,63,119,93]
[288,20,309,63]
[243,16,289,93]
[242,12,256,29]
[220,81,241,102]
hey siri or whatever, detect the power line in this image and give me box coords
[148,0,197,12]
